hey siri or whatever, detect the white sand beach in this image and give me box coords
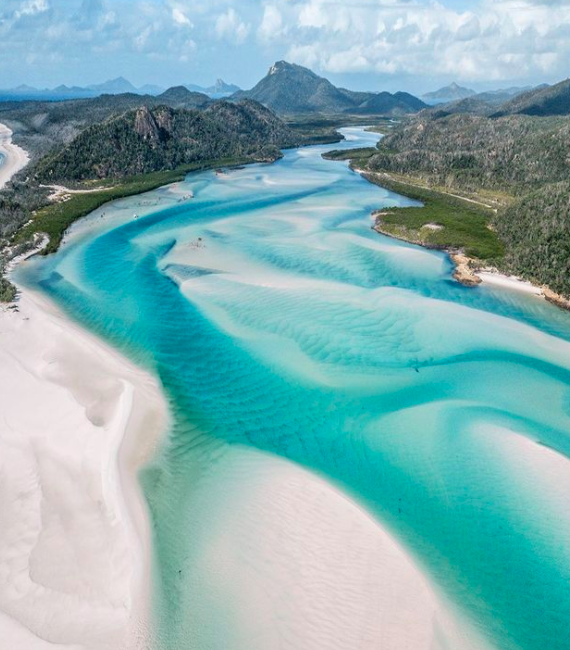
[477,271,543,296]
[178,446,493,650]
[0,123,30,189]
[0,287,168,649]
[0,285,492,650]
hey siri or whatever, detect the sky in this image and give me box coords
[1,0,570,94]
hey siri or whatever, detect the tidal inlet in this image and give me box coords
[14,128,570,650]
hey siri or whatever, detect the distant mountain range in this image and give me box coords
[422,83,476,105]
[491,79,570,117]
[186,79,241,98]
[0,77,241,101]
[421,82,544,108]
[4,63,568,123]
[233,61,426,115]
[6,65,563,119]
[424,83,552,119]
[474,86,538,105]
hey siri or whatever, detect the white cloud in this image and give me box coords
[176,37,197,62]
[258,5,285,42]
[269,0,570,82]
[215,8,250,44]
[2,0,570,88]
[172,6,193,28]
[15,0,49,18]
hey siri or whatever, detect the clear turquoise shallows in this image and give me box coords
[18,129,570,650]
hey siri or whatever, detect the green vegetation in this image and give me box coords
[494,181,570,296]
[0,89,213,158]
[285,115,395,146]
[285,116,344,145]
[35,101,295,182]
[322,144,503,261]
[16,158,250,254]
[1,95,323,301]
[322,147,377,161]
[372,113,570,195]
[332,104,570,299]
[0,266,17,302]
[364,173,503,260]
[492,78,570,118]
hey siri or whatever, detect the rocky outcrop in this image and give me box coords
[134,106,170,145]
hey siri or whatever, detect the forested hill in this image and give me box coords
[363,109,570,298]
[492,78,570,117]
[0,89,213,158]
[371,113,570,194]
[35,100,297,181]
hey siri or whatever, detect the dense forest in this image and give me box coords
[362,107,570,297]
[371,114,570,194]
[0,88,213,158]
[35,100,296,181]
[495,182,570,296]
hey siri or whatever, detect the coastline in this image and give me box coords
[0,281,169,648]
[375,217,570,308]
[0,122,29,189]
[360,170,570,310]
[0,120,172,646]
[3,126,568,649]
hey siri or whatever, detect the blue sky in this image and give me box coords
[1,0,570,93]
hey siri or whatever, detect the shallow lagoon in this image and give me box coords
[19,129,570,650]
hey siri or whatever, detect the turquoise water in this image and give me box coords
[18,128,570,649]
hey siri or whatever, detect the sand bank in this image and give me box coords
[477,271,543,295]
[177,446,493,650]
[0,287,168,649]
[0,123,29,189]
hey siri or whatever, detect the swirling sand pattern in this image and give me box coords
[19,129,570,650]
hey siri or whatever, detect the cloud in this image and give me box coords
[171,6,193,28]
[262,0,570,82]
[1,0,570,88]
[15,0,49,18]
[216,7,250,44]
[258,5,285,42]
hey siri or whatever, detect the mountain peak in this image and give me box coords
[236,61,425,116]
[209,79,240,94]
[268,61,301,76]
[157,86,211,108]
[87,77,138,94]
[269,61,286,75]
[423,82,476,104]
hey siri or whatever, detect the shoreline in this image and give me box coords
[361,171,570,310]
[176,445,493,650]
[375,218,570,308]
[0,122,30,189]
[0,281,169,648]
